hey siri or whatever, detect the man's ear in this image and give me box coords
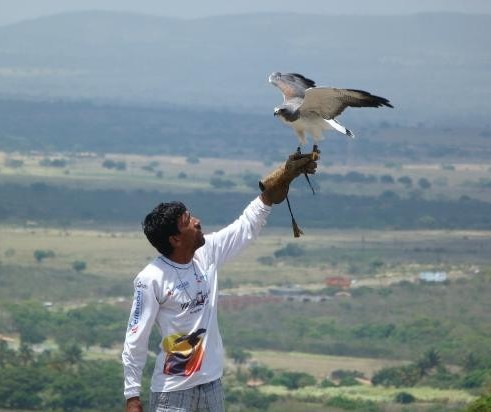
[169,234,180,248]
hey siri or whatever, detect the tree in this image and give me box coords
[59,342,84,366]
[372,365,421,387]
[249,364,274,382]
[227,347,251,364]
[463,352,481,372]
[418,177,432,190]
[397,176,413,188]
[0,339,16,367]
[9,302,50,344]
[0,365,48,409]
[270,371,316,389]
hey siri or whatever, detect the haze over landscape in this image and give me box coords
[0,9,490,126]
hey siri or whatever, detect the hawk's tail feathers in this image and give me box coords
[325,119,355,139]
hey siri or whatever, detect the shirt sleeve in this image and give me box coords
[121,271,160,399]
[204,196,271,268]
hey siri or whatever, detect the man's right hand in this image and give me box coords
[126,396,143,412]
[259,151,319,205]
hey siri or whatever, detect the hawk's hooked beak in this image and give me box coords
[274,108,280,117]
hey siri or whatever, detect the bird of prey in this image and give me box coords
[269,72,393,152]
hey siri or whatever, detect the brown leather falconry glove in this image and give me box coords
[259,152,319,205]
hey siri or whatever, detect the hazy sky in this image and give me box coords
[0,0,490,26]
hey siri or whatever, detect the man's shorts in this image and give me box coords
[149,379,225,412]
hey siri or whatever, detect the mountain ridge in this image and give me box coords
[0,11,489,125]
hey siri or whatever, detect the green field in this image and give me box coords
[260,384,477,404]
[2,225,490,293]
[2,150,491,201]
[249,350,409,380]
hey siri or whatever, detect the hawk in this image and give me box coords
[269,72,393,151]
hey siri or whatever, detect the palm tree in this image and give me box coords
[417,348,441,376]
[18,342,34,366]
[60,342,84,366]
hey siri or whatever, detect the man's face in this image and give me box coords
[175,210,205,252]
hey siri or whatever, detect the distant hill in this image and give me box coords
[0,11,490,125]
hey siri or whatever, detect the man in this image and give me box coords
[122,153,318,412]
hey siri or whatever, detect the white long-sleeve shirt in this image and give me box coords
[122,197,271,399]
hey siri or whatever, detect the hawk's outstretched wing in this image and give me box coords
[269,72,316,102]
[300,88,394,119]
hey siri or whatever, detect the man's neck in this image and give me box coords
[167,250,194,265]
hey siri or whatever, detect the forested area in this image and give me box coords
[2,274,491,411]
[1,182,490,229]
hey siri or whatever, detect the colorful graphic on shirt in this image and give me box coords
[162,329,206,376]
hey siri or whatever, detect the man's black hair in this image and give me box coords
[142,201,187,256]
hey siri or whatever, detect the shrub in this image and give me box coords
[395,391,416,404]
[325,396,379,411]
[380,174,395,184]
[72,261,87,272]
[331,370,362,380]
[210,177,236,189]
[34,249,55,263]
[102,159,126,170]
[5,158,24,168]
[465,393,491,412]
[441,163,455,171]
[460,370,490,389]
[257,256,274,266]
[225,388,277,410]
[339,376,361,386]
[186,156,200,164]
[273,243,304,258]
[40,158,67,168]
[319,378,337,388]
